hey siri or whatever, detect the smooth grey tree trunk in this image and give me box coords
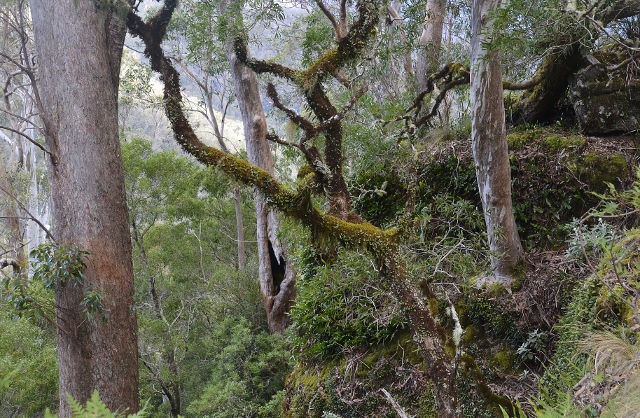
[470,0,523,286]
[220,1,296,334]
[416,0,446,91]
[29,0,139,414]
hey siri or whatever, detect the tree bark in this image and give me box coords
[30,0,139,414]
[470,0,523,285]
[219,1,296,334]
[416,0,446,91]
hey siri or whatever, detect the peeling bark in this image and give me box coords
[218,1,296,334]
[470,0,524,284]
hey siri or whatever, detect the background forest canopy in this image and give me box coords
[0,0,640,417]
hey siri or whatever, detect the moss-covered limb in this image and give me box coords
[413,71,470,128]
[129,9,473,415]
[503,72,544,90]
[233,0,380,217]
[265,83,336,196]
[460,353,516,414]
[235,0,382,93]
[266,84,316,134]
[382,256,460,417]
[127,5,401,254]
[387,62,470,133]
[233,37,299,83]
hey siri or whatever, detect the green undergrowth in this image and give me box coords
[350,126,633,250]
[283,332,437,418]
[289,244,408,360]
[286,127,639,416]
[536,171,640,415]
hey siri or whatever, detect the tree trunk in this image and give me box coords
[470,0,523,285]
[220,2,296,334]
[30,0,139,414]
[416,0,446,91]
[511,45,582,125]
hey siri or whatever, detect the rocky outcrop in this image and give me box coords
[570,53,640,135]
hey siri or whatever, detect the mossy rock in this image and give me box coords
[570,152,628,192]
[570,68,640,135]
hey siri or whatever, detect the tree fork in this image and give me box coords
[127,3,515,416]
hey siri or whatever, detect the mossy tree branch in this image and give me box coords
[389,62,470,134]
[232,0,382,218]
[126,3,513,416]
[125,1,398,255]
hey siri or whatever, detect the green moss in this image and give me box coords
[542,135,586,153]
[360,333,422,371]
[595,285,634,324]
[571,152,628,191]
[486,283,507,298]
[506,128,543,149]
[457,291,523,343]
[490,350,515,374]
[462,324,484,345]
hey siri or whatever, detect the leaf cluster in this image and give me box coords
[289,246,407,359]
[186,316,293,417]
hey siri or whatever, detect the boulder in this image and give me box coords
[570,57,640,135]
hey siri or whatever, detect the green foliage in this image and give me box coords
[43,391,147,418]
[29,242,107,321]
[289,247,407,359]
[565,218,621,260]
[30,242,90,289]
[458,290,524,344]
[285,334,434,418]
[300,11,335,67]
[515,329,548,363]
[506,129,618,249]
[186,316,293,417]
[119,50,156,108]
[3,242,102,322]
[0,306,57,416]
[122,138,281,415]
[538,171,640,414]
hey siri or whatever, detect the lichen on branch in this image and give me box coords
[125,1,396,257]
[124,4,514,415]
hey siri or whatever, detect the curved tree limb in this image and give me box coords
[502,72,544,90]
[125,4,516,415]
[387,62,469,134]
